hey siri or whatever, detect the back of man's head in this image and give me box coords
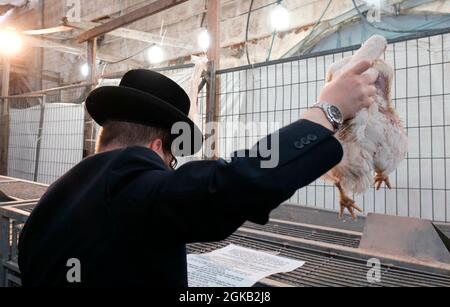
[96,121,171,154]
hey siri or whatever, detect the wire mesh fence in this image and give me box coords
[1,85,90,184]
[1,30,449,222]
[215,30,450,222]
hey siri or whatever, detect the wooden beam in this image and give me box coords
[207,0,220,66]
[0,57,11,175]
[5,83,94,97]
[0,65,62,84]
[66,21,197,51]
[1,58,10,98]
[17,75,33,93]
[22,26,73,36]
[77,0,189,43]
[113,27,197,50]
[39,0,45,90]
[84,39,98,158]
[0,5,15,16]
[206,0,221,160]
[87,39,98,87]
[24,36,144,67]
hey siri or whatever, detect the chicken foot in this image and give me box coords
[336,182,363,220]
[374,172,392,190]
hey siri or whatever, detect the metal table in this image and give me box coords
[0,176,48,202]
[0,201,38,287]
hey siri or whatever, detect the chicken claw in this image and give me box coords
[374,173,392,190]
[339,198,363,220]
[336,182,363,220]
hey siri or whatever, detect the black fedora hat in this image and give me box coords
[86,69,203,156]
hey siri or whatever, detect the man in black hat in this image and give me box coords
[19,61,378,287]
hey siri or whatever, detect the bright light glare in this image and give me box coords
[147,45,164,64]
[270,4,290,32]
[198,30,210,51]
[0,29,22,56]
[81,63,89,77]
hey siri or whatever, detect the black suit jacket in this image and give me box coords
[18,120,343,287]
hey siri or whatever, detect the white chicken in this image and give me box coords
[323,35,408,219]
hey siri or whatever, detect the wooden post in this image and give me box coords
[0,56,11,175]
[34,96,46,182]
[206,0,221,160]
[83,39,98,158]
[1,57,10,107]
[39,0,45,90]
[207,0,220,66]
[87,39,97,87]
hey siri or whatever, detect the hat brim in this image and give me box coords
[86,86,203,156]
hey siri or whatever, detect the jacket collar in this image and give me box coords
[124,146,169,170]
[94,146,170,171]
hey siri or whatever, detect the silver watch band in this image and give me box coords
[311,102,342,132]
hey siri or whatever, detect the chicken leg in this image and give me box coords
[336,182,363,220]
[374,172,392,190]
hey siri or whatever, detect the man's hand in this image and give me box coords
[318,60,378,120]
[302,60,378,130]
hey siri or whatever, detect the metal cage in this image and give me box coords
[214,29,450,223]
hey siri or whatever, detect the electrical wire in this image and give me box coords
[266,30,277,62]
[266,0,283,62]
[105,44,154,65]
[294,0,333,55]
[351,0,450,34]
[245,0,256,66]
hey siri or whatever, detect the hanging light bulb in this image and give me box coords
[81,63,89,77]
[270,3,290,32]
[147,45,165,64]
[0,28,22,56]
[198,30,210,51]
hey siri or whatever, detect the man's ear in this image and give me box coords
[149,139,163,153]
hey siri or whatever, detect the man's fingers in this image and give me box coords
[346,60,373,76]
[362,69,379,84]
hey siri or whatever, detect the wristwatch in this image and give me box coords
[312,102,344,133]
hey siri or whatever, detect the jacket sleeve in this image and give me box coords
[116,120,343,244]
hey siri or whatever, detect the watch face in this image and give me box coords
[328,105,343,124]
